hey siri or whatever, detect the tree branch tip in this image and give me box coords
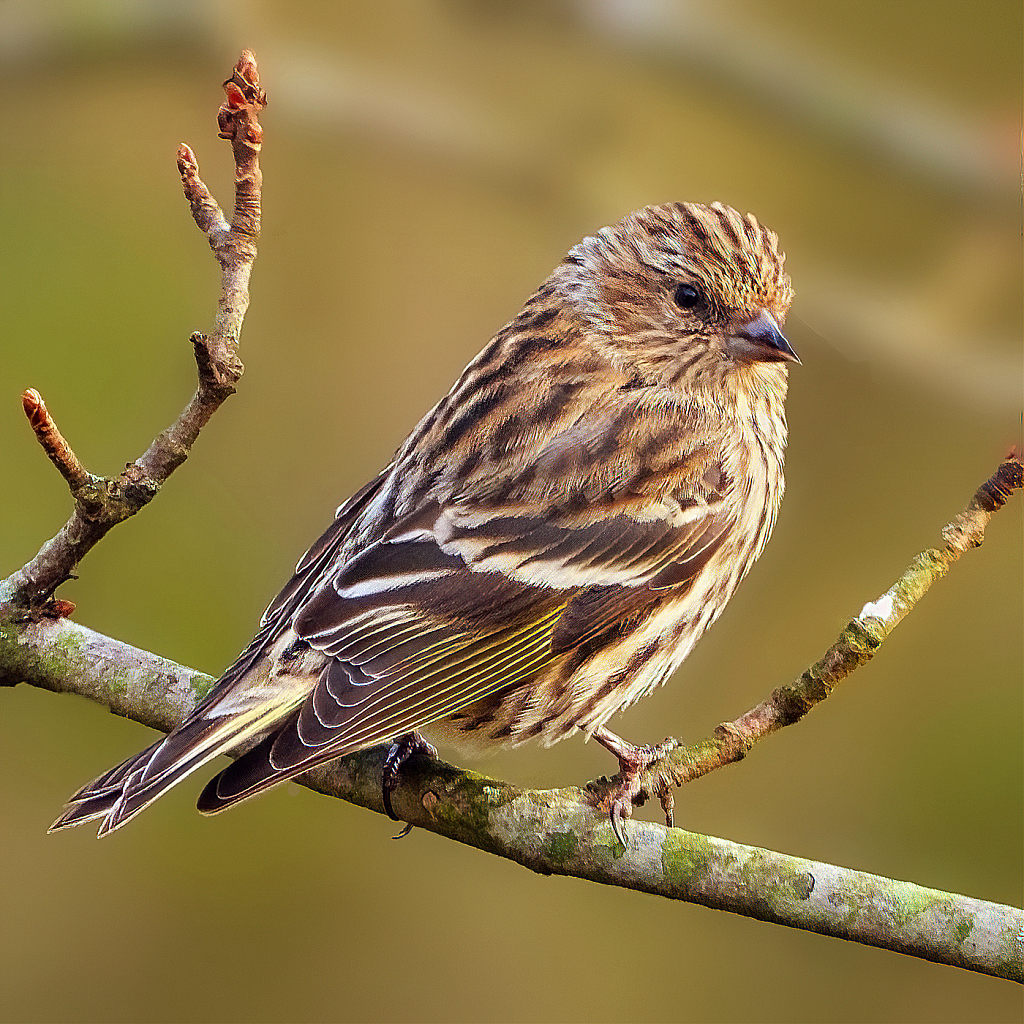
[986,450,1022,503]
[20,389,89,490]
[21,387,55,428]
[224,51,264,108]
[941,451,1023,553]
[176,143,197,174]
[218,52,266,149]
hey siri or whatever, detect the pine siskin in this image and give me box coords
[52,201,797,840]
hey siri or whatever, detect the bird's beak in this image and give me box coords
[729,310,800,365]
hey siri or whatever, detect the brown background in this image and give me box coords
[1,2,1020,1022]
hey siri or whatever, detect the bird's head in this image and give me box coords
[561,201,797,392]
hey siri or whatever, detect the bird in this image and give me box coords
[51,200,797,842]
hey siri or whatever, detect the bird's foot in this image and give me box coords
[382,732,438,831]
[591,726,679,848]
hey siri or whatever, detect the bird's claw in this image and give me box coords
[605,767,648,848]
[609,794,635,849]
[381,732,437,824]
[593,729,679,848]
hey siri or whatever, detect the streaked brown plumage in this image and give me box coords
[52,201,796,840]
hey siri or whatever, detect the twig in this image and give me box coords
[0,52,266,615]
[625,450,1024,810]
[20,390,90,490]
[1,453,1020,981]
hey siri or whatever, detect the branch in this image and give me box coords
[0,49,1019,984]
[2,454,1020,983]
[633,452,1024,815]
[0,51,266,615]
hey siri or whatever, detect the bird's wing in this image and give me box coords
[199,400,733,811]
[50,469,392,835]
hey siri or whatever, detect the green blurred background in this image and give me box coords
[1,2,1020,1022]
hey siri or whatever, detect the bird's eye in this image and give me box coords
[673,283,703,310]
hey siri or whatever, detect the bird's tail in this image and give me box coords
[50,689,306,838]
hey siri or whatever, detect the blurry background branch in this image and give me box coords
[574,0,1016,195]
[4,2,1015,193]
[1,457,1020,980]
